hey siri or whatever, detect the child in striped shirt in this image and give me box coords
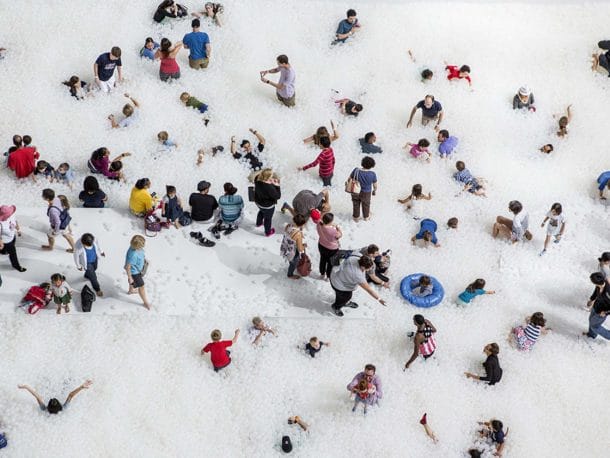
[511,312,549,351]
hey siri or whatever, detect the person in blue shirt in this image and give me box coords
[183,18,211,69]
[124,235,151,309]
[333,9,361,44]
[411,219,440,248]
[350,156,377,221]
[437,130,458,158]
[406,95,444,129]
[457,279,495,306]
[597,170,610,200]
[140,37,159,60]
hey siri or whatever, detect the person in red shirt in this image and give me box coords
[201,328,240,372]
[299,136,335,186]
[445,64,471,86]
[8,146,40,179]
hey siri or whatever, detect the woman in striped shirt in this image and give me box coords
[404,314,437,369]
[511,312,549,351]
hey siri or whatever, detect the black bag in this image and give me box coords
[81,285,96,312]
[178,211,192,226]
[248,186,255,202]
[598,40,610,51]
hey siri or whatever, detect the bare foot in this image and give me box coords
[65,305,70,313]
[96,291,104,297]
[56,307,61,314]
[41,245,53,251]
[144,303,151,310]
[127,289,137,295]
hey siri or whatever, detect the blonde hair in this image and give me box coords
[58,195,70,210]
[309,337,319,344]
[180,92,190,102]
[130,235,146,250]
[157,131,169,141]
[211,329,222,341]
[256,168,274,182]
[252,316,263,326]
[123,104,134,117]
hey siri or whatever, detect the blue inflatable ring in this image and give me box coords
[400,273,444,308]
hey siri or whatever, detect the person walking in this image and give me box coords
[41,189,75,252]
[254,169,281,237]
[349,156,377,222]
[183,18,211,69]
[74,233,105,297]
[124,235,151,310]
[346,364,382,406]
[404,315,437,369]
[0,205,26,272]
[260,55,296,107]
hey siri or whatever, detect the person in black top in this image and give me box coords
[587,272,607,310]
[153,0,187,23]
[230,128,266,171]
[79,176,108,208]
[592,40,610,76]
[585,287,610,340]
[254,168,281,236]
[189,181,218,222]
[465,343,503,385]
[305,337,329,358]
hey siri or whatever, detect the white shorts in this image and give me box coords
[97,75,116,93]
[546,223,561,236]
[48,226,72,237]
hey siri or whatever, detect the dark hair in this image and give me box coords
[23,135,32,145]
[293,213,307,227]
[358,256,374,269]
[364,363,376,372]
[421,69,433,80]
[466,279,486,293]
[322,212,334,224]
[83,176,100,193]
[47,398,63,415]
[508,200,523,214]
[447,217,458,228]
[192,18,201,28]
[591,272,606,285]
[91,147,109,161]
[459,65,471,73]
[354,104,363,112]
[145,37,154,45]
[223,182,237,195]
[424,94,435,102]
[366,244,379,255]
[276,54,289,65]
[81,233,95,246]
[599,252,610,263]
[63,75,80,88]
[438,129,449,140]
[468,450,482,458]
[413,314,425,325]
[558,116,568,128]
[455,161,465,171]
[320,136,331,148]
[422,231,433,242]
[347,9,357,17]
[240,139,250,148]
[166,185,176,194]
[487,343,500,355]
[361,156,375,169]
[109,161,123,172]
[158,0,174,9]
[417,139,430,148]
[364,132,375,143]
[543,144,554,152]
[42,188,55,201]
[530,312,546,327]
[12,135,23,146]
[37,160,50,170]
[110,46,121,58]
[411,184,422,197]
[135,178,150,190]
[550,202,562,215]
[50,273,66,283]
[58,163,69,171]
[419,275,431,286]
[160,38,172,56]
[491,420,503,432]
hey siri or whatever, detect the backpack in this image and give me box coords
[81,285,96,312]
[0,433,7,449]
[330,249,355,267]
[178,211,192,226]
[297,252,312,277]
[48,205,72,230]
[280,225,299,261]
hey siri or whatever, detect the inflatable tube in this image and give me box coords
[400,273,444,308]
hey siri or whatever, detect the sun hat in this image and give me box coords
[518,86,530,96]
[0,205,16,221]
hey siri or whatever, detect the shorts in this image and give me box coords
[53,293,72,305]
[97,75,116,93]
[546,222,561,236]
[421,114,439,126]
[48,227,71,237]
[160,70,180,82]
[512,326,535,351]
[131,273,144,288]
[276,92,295,107]
[189,58,209,69]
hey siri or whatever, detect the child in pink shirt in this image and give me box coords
[405,139,431,162]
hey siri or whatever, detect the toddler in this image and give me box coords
[250,316,277,345]
[352,378,374,414]
[539,202,566,256]
[304,336,329,358]
[157,131,178,151]
[412,275,433,297]
[405,139,431,162]
[161,185,185,228]
[180,92,210,125]
[50,273,75,314]
[457,279,495,306]
[398,184,432,220]
[34,160,55,182]
[20,282,52,314]
[55,163,75,189]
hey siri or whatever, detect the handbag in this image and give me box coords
[141,259,150,277]
[344,168,361,194]
[248,185,255,202]
[144,212,162,237]
[297,252,312,277]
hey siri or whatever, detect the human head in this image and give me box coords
[417,138,430,148]
[160,38,172,54]
[419,275,431,286]
[276,54,289,67]
[122,104,134,117]
[540,144,554,154]
[518,86,530,100]
[320,136,331,148]
[81,233,95,247]
[145,37,155,50]
[550,202,562,215]
[468,449,482,458]
[158,131,169,142]
[110,46,121,59]
[361,156,375,170]
[358,256,374,270]
[252,316,263,327]
[437,129,449,141]
[192,18,201,29]
[293,213,307,227]
[530,312,546,327]
[422,231,433,242]
[459,64,471,75]
[23,135,32,146]
[83,176,100,193]
[180,92,190,103]
[455,161,465,171]
[58,163,69,174]
[51,273,65,285]
[423,95,435,108]
[197,180,211,193]
[411,184,422,197]
[485,343,500,356]
[321,212,334,225]
[135,178,150,190]
[364,132,376,144]
[47,398,63,415]
[256,169,274,182]
[508,200,523,215]
[211,329,222,341]
[365,244,379,257]
[37,160,49,171]
[558,116,568,129]
[130,235,146,250]
[413,314,425,326]
[491,420,503,432]
[421,69,433,81]
[447,217,458,229]
[591,272,606,286]
[67,75,80,87]
[599,252,610,264]
[353,104,363,113]
[12,135,22,146]
[357,379,368,391]
[42,188,55,202]
[315,126,330,138]
[205,2,215,13]
[309,336,319,345]
[166,185,176,196]
[346,9,357,22]
[363,363,376,378]
[470,279,486,290]
[223,182,237,195]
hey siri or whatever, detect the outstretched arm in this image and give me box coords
[65,380,93,404]
[232,329,241,344]
[406,106,418,127]
[125,93,139,108]
[17,385,46,409]
[250,128,265,145]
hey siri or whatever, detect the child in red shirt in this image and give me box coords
[445,64,471,85]
[201,328,240,372]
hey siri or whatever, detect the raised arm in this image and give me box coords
[17,384,46,409]
[230,136,237,156]
[330,120,339,140]
[566,104,572,123]
[250,128,265,145]
[169,42,183,58]
[65,380,93,404]
[232,329,240,344]
[125,93,139,108]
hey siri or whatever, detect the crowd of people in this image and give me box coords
[1,4,609,456]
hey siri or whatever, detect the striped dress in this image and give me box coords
[418,326,437,358]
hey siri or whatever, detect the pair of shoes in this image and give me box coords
[203,118,210,126]
[223,226,236,236]
[554,238,561,244]
[211,145,224,156]
[190,231,202,239]
[16,267,27,272]
[331,306,344,317]
[199,237,216,247]
[211,229,221,240]
[266,228,276,237]
[346,301,359,309]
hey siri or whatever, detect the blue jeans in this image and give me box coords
[287,252,300,277]
[84,260,100,292]
[587,310,610,340]
[256,206,275,235]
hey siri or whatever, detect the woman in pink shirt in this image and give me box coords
[155,38,183,81]
[316,212,342,280]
